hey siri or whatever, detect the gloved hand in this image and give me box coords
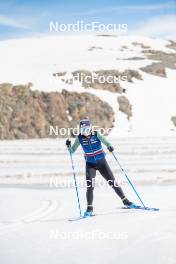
[66,139,71,148]
[108,146,114,152]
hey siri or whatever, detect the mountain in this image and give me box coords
[0,34,176,139]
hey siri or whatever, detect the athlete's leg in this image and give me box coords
[97,158,132,205]
[86,162,96,211]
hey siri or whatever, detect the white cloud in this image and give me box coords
[0,15,29,29]
[131,14,176,40]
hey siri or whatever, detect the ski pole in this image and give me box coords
[68,146,82,217]
[111,152,146,207]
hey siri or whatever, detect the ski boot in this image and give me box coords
[83,210,94,218]
[122,197,135,208]
[83,205,94,218]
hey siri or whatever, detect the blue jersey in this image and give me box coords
[78,131,105,163]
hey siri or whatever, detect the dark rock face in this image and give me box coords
[53,72,66,77]
[132,42,151,49]
[62,90,115,131]
[122,69,143,82]
[0,84,115,139]
[140,62,166,77]
[117,96,132,120]
[142,50,176,70]
[166,41,176,51]
[171,116,176,127]
[122,57,145,60]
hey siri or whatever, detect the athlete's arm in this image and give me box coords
[96,131,112,147]
[70,137,80,154]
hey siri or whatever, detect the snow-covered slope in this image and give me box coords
[0,185,176,264]
[0,137,175,184]
[0,34,176,136]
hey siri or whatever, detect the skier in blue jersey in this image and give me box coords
[66,117,134,217]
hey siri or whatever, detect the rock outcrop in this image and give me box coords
[132,42,151,49]
[0,84,115,139]
[171,116,176,127]
[166,40,176,51]
[53,69,143,92]
[122,69,143,82]
[117,96,132,120]
[142,50,176,70]
[140,62,166,77]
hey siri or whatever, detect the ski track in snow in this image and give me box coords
[0,186,175,264]
[0,199,61,235]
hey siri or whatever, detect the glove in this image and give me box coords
[66,139,71,148]
[108,146,114,152]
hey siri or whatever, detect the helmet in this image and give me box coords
[80,118,92,136]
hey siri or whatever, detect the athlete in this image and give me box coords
[66,117,134,217]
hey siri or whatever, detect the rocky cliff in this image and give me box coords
[0,83,115,139]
